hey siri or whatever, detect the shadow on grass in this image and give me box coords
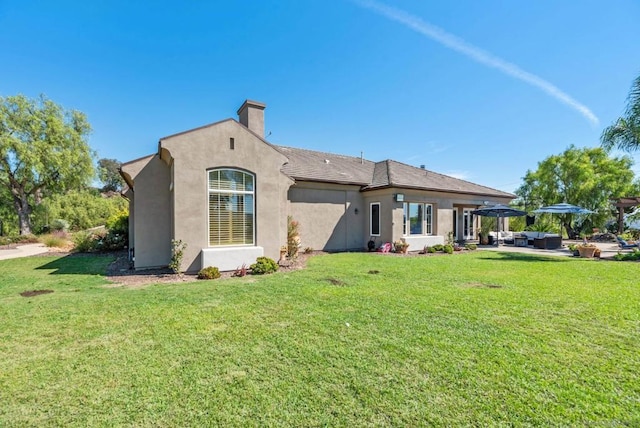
[36,253,114,275]
[478,252,572,263]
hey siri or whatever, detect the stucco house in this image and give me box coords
[120,99,514,272]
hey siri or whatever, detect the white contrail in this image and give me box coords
[353,0,599,126]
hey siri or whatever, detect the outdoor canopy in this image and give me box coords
[471,204,527,246]
[533,203,594,238]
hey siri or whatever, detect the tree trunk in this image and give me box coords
[12,190,32,235]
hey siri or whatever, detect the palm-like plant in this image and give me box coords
[601,75,640,152]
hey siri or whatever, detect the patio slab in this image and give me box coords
[477,240,622,260]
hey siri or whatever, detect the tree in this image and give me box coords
[516,146,640,237]
[98,158,125,192]
[601,74,640,152]
[0,94,94,235]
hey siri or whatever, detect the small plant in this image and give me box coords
[197,266,221,280]
[393,240,410,253]
[40,231,68,248]
[464,243,477,251]
[446,231,454,246]
[169,239,187,274]
[287,216,301,260]
[304,247,313,254]
[73,231,99,253]
[50,219,70,232]
[431,244,444,252]
[250,256,279,275]
[427,246,437,253]
[613,249,640,261]
[443,244,454,254]
[233,264,248,277]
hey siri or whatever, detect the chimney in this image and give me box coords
[237,99,266,138]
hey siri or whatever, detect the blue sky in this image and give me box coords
[1,0,639,193]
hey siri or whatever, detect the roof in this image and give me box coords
[275,146,376,186]
[275,145,514,198]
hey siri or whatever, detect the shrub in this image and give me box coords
[0,234,39,246]
[50,219,70,232]
[40,231,69,248]
[304,247,313,254]
[106,210,128,235]
[197,266,221,280]
[73,231,99,253]
[233,264,248,277]
[250,257,279,275]
[443,244,454,254]
[427,246,437,254]
[287,216,301,259]
[613,249,640,261]
[169,239,187,274]
[464,243,477,251]
[431,244,444,252]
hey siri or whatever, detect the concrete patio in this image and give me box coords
[477,240,623,260]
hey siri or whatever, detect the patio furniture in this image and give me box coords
[616,236,639,249]
[514,235,528,247]
[533,235,562,250]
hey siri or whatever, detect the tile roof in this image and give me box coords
[275,145,514,198]
[275,146,375,185]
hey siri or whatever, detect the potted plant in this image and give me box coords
[577,243,597,258]
[393,239,410,254]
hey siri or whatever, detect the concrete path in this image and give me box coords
[0,243,49,260]
[477,240,622,260]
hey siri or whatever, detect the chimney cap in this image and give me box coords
[237,99,266,115]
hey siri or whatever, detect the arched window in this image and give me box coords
[208,169,255,246]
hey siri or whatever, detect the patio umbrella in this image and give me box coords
[533,203,594,237]
[471,204,527,246]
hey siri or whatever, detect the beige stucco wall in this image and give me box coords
[288,182,365,251]
[161,120,291,272]
[121,155,172,268]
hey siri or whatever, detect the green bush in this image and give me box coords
[464,243,477,251]
[613,249,640,261]
[443,244,454,254]
[197,266,221,280]
[169,239,187,274]
[427,246,437,253]
[73,231,99,253]
[106,210,128,235]
[50,219,70,232]
[431,244,444,252]
[250,257,279,275]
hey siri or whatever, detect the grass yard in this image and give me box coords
[0,251,639,426]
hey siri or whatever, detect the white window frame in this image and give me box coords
[207,168,256,247]
[403,202,434,236]
[370,202,381,236]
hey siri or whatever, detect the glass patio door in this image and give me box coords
[463,209,474,240]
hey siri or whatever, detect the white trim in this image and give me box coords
[370,202,381,236]
[403,202,434,236]
[207,168,256,247]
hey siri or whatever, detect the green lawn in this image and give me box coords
[0,252,638,426]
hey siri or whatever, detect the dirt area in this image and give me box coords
[20,289,54,297]
[104,249,316,287]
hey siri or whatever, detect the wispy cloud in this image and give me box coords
[353,0,599,126]
[445,170,471,180]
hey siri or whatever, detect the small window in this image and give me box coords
[230,137,235,150]
[370,203,380,236]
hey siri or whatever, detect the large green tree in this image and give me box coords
[98,158,125,192]
[601,74,640,152]
[0,94,94,235]
[516,146,640,237]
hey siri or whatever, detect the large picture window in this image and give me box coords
[403,202,434,236]
[208,169,255,246]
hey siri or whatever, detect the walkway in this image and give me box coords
[477,240,622,260]
[0,243,49,260]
